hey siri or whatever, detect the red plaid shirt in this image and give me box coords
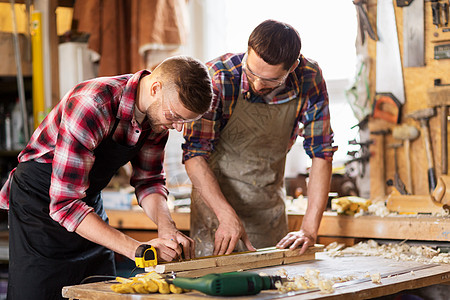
[0,70,169,232]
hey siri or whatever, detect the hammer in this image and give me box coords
[392,124,420,194]
[407,108,437,193]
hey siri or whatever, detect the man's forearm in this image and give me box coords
[140,193,177,234]
[301,157,332,235]
[75,212,140,260]
[185,156,238,221]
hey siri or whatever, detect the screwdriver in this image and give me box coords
[167,271,284,296]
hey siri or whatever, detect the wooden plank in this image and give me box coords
[155,246,323,276]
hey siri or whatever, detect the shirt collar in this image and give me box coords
[240,52,301,104]
[117,69,151,120]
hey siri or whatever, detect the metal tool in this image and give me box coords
[135,244,158,268]
[167,271,283,296]
[408,108,437,193]
[376,0,406,105]
[432,0,440,28]
[399,0,425,67]
[442,1,449,27]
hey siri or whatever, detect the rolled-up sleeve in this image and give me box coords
[300,66,337,161]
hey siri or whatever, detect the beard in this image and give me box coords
[249,82,277,96]
[145,100,168,133]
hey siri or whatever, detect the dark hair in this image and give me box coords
[248,19,301,70]
[156,56,213,114]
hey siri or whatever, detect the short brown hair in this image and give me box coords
[248,20,301,70]
[155,56,213,114]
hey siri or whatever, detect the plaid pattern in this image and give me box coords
[0,70,169,232]
[183,52,337,162]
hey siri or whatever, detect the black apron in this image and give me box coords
[8,117,150,300]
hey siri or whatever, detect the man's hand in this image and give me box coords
[276,230,316,254]
[146,238,182,262]
[158,229,195,260]
[214,214,256,255]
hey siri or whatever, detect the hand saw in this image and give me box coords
[376,0,406,105]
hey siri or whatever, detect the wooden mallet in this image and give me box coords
[392,124,420,194]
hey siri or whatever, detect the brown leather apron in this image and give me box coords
[190,92,299,257]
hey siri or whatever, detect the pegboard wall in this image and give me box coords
[366,0,450,199]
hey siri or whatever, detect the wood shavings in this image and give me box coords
[370,273,381,284]
[274,268,336,294]
[367,200,395,217]
[318,279,335,294]
[326,240,449,264]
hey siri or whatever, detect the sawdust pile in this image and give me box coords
[325,240,450,264]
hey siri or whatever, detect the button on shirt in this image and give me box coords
[0,70,169,232]
[182,52,337,162]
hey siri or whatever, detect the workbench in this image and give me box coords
[106,209,450,244]
[62,252,450,299]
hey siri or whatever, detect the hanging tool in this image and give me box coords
[387,143,409,195]
[408,108,437,193]
[397,0,425,67]
[432,0,441,28]
[376,0,406,105]
[167,271,284,296]
[370,129,390,197]
[135,244,158,268]
[427,79,450,175]
[353,0,379,45]
[392,124,420,194]
[372,93,402,124]
[442,1,449,27]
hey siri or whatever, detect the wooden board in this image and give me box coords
[152,246,322,277]
[62,253,450,300]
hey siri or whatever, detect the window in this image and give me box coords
[166,0,360,192]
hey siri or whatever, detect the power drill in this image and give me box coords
[167,271,284,296]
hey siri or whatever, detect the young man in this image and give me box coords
[183,20,337,257]
[1,56,212,299]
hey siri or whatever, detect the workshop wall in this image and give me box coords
[367,0,450,199]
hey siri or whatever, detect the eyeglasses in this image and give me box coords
[162,94,202,124]
[242,55,289,88]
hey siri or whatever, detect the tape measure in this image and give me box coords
[135,244,158,268]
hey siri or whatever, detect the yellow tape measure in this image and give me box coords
[135,244,158,268]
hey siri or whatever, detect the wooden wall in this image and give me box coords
[368,0,450,199]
